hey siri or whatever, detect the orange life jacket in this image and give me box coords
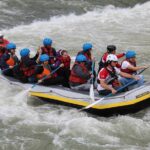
[69,62,89,84]
[36,67,51,79]
[6,56,15,66]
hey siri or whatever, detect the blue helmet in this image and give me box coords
[6,43,16,50]
[83,43,92,52]
[76,54,87,62]
[43,38,52,46]
[40,54,49,62]
[20,48,30,57]
[126,50,136,59]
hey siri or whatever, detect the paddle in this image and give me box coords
[80,67,149,111]
[0,64,44,76]
[89,61,95,102]
[0,64,18,74]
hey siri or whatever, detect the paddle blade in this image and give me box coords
[90,84,95,102]
[0,69,2,74]
[86,97,104,109]
[79,97,105,111]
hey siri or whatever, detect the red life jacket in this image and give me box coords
[0,39,9,48]
[97,67,120,88]
[99,52,122,70]
[121,59,136,74]
[58,55,71,69]
[41,46,56,64]
[116,63,121,68]
[105,67,121,88]
[84,52,92,61]
[78,51,92,61]
[101,52,108,63]
[19,59,35,77]
[77,51,92,70]
[69,62,89,84]
[101,52,125,63]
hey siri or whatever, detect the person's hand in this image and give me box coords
[60,63,64,67]
[143,65,149,69]
[9,66,14,69]
[38,79,42,83]
[92,57,96,62]
[111,88,117,94]
[133,75,140,80]
[90,74,94,78]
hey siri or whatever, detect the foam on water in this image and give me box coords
[0,2,150,149]
[0,2,150,59]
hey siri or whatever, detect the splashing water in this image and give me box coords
[0,1,150,150]
[13,89,30,106]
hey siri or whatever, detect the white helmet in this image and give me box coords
[106,54,118,62]
[0,33,3,38]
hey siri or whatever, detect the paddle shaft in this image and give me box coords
[0,64,18,73]
[0,63,44,74]
[91,61,95,84]
[89,61,95,102]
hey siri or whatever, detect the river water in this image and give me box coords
[0,0,150,150]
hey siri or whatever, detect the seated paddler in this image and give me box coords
[69,54,92,91]
[54,50,71,88]
[98,45,125,72]
[77,43,96,83]
[35,54,65,86]
[0,43,19,77]
[97,54,140,96]
[18,48,37,83]
[120,50,148,89]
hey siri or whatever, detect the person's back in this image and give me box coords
[69,54,91,91]
[77,43,93,70]
[98,45,125,72]
[41,38,56,64]
[19,48,36,83]
[54,50,71,87]
[35,54,64,86]
[0,43,19,77]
